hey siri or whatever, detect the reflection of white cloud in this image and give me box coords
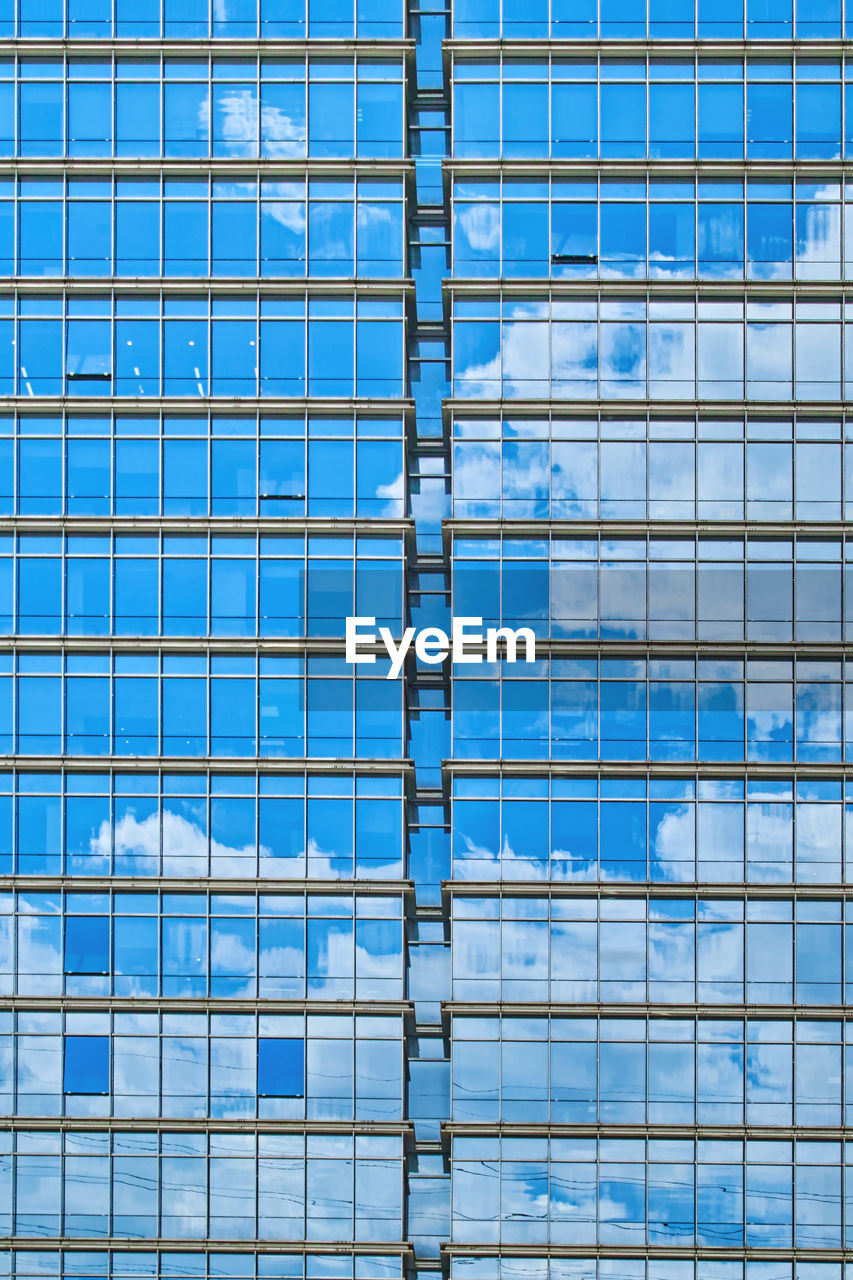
[549,921,596,981]
[747,803,793,874]
[795,802,841,862]
[503,447,548,501]
[457,205,499,254]
[601,440,645,499]
[500,835,523,863]
[551,439,596,503]
[549,1172,596,1224]
[456,833,498,865]
[15,1038,59,1092]
[746,1042,789,1100]
[503,321,549,387]
[311,922,398,979]
[697,440,743,507]
[453,922,499,980]
[214,89,258,143]
[746,323,792,384]
[795,707,840,749]
[552,322,597,383]
[502,320,548,394]
[96,810,268,876]
[652,806,694,858]
[258,941,304,977]
[261,101,306,158]
[649,323,694,383]
[264,202,306,233]
[114,1039,160,1093]
[796,203,840,278]
[355,937,398,977]
[696,922,743,982]
[748,709,791,736]
[600,322,646,382]
[456,353,501,399]
[500,921,548,980]
[211,927,255,975]
[0,919,14,974]
[374,470,405,517]
[795,323,840,395]
[304,835,343,878]
[650,806,695,881]
[453,442,500,503]
[550,861,599,883]
[698,1041,743,1104]
[649,922,694,978]
[649,249,693,280]
[697,323,744,388]
[358,203,395,236]
[500,1175,549,1228]
[308,205,352,263]
[17,916,61,975]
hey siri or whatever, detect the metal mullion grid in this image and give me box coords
[466,793,828,890]
[155,656,164,757]
[204,429,213,558]
[156,305,164,401]
[157,73,165,165]
[204,172,213,284]
[301,290,310,402]
[841,52,847,163]
[204,281,213,399]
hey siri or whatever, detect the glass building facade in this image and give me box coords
[0,1,848,1280]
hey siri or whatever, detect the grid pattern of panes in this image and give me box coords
[444,0,852,1270]
[0,0,416,1277]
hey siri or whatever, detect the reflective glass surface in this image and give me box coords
[3,0,847,1268]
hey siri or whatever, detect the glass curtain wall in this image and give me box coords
[441,0,852,1279]
[0,2,847,1280]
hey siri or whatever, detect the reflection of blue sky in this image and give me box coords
[451,905,840,1000]
[452,1139,841,1246]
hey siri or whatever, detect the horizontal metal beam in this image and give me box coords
[6,279,414,294]
[446,157,853,175]
[445,517,853,536]
[3,1117,413,1133]
[445,758,853,775]
[442,1246,853,1261]
[442,1001,850,1018]
[0,755,414,773]
[443,397,853,416]
[444,879,853,898]
[1,158,414,175]
[4,637,853,658]
[0,876,415,893]
[0,37,415,53]
[5,1240,413,1256]
[444,1122,850,1139]
[0,396,417,413]
[430,637,853,655]
[444,35,852,54]
[0,997,415,1013]
[0,638,421,655]
[446,277,853,296]
[0,516,413,534]
[0,637,384,653]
